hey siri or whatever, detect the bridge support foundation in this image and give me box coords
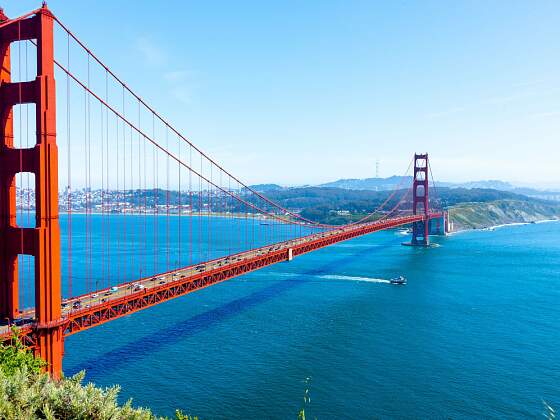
[428,213,448,236]
[0,6,63,378]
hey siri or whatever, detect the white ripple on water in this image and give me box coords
[247,272,392,284]
[317,274,390,284]
[535,219,560,224]
[329,243,374,249]
[242,272,299,281]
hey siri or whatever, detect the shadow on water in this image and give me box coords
[69,236,405,376]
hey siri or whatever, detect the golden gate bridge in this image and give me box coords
[0,5,447,377]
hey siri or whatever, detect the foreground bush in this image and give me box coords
[0,330,195,420]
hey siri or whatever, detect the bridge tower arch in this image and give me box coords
[0,5,63,377]
[411,153,430,246]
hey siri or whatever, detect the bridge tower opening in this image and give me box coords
[410,153,430,246]
[0,6,63,377]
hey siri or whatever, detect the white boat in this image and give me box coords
[390,276,407,285]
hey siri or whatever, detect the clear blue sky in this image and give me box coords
[6,1,560,187]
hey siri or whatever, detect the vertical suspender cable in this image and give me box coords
[83,84,88,294]
[25,41,31,307]
[208,163,212,260]
[99,99,104,295]
[166,125,170,272]
[178,134,182,268]
[199,154,202,264]
[189,145,192,267]
[87,53,92,295]
[17,24,24,310]
[130,120,134,282]
[66,32,72,299]
[115,112,120,285]
[153,114,158,274]
[152,133,157,275]
[122,86,127,282]
[152,115,157,275]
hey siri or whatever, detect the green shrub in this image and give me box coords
[0,328,45,377]
[0,330,195,420]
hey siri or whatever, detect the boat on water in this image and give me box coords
[390,276,407,285]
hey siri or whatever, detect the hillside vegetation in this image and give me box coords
[256,186,559,226]
[449,199,560,230]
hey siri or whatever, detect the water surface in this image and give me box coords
[63,220,560,418]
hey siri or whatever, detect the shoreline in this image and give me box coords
[449,218,560,235]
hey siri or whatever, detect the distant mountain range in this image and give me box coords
[319,176,413,191]
[250,177,560,202]
[319,176,529,192]
[248,183,286,192]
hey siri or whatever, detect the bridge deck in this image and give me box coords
[1,214,436,345]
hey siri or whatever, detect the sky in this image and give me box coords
[4,1,560,188]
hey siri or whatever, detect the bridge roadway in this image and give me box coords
[1,214,437,345]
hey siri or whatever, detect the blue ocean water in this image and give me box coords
[61,218,560,419]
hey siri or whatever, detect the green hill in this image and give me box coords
[449,199,560,230]
[258,186,560,228]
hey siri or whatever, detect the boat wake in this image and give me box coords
[318,274,390,284]
[250,272,298,279]
[250,272,393,284]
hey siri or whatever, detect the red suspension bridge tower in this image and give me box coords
[0,5,63,377]
[410,153,430,246]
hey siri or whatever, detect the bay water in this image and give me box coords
[60,217,560,418]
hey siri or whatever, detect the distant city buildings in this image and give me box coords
[14,188,294,218]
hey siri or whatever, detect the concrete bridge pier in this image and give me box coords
[428,213,448,236]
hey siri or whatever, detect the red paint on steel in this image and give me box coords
[0,5,63,378]
[411,153,430,246]
[0,8,19,321]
